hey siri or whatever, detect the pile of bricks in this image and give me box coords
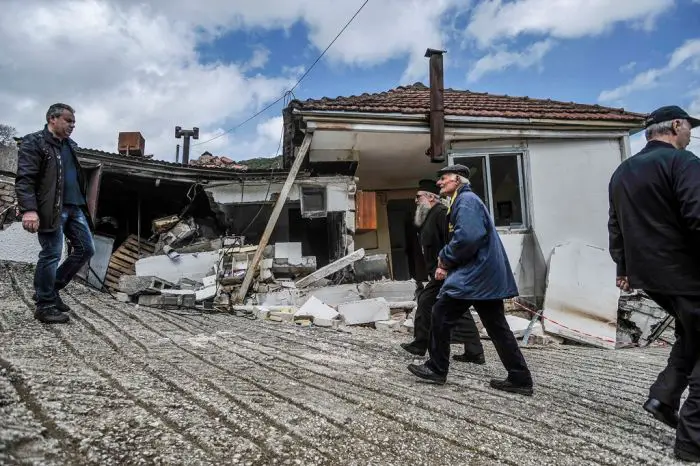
[0,177,17,227]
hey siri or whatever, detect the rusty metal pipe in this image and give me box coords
[425,48,446,163]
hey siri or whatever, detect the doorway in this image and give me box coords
[386,199,426,281]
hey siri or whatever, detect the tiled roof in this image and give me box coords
[75,148,286,179]
[290,83,646,124]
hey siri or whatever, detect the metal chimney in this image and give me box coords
[425,48,446,163]
[175,126,199,165]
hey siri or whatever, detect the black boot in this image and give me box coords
[643,398,679,429]
[490,378,533,396]
[401,342,427,356]
[34,306,69,324]
[407,363,446,385]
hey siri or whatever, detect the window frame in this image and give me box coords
[447,149,530,231]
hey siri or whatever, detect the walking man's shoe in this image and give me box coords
[490,378,533,396]
[401,342,427,356]
[54,294,71,313]
[34,306,69,324]
[452,352,486,364]
[643,398,679,429]
[407,363,447,385]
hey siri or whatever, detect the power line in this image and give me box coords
[192,0,371,148]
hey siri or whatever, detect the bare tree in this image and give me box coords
[0,124,17,149]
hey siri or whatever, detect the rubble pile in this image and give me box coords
[189,153,248,170]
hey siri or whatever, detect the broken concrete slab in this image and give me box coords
[375,320,400,332]
[361,280,416,303]
[274,242,303,265]
[295,296,339,321]
[313,318,340,329]
[195,286,217,302]
[542,241,620,349]
[305,284,361,307]
[295,248,365,288]
[138,293,195,308]
[270,311,295,322]
[136,250,220,284]
[118,275,176,296]
[338,297,390,326]
[353,254,390,282]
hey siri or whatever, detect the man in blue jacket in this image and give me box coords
[407,164,533,395]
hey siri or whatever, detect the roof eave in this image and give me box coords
[294,109,645,131]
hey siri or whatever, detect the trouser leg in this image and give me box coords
[413,279,442,349]
[34,228,64,308]
[672,296,700,458]
[646,292,692,410]
[54,206,94,292]
[426,295,470,376]
[474,299,532,386]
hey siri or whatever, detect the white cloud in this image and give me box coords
[619,61,637,73]
[1,0,470,162]
[467,40,553,82]
[465,0,674,48]
[599,38,700,102]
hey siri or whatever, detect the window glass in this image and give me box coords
[489,155,523,227]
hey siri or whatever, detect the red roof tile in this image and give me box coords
[290,83,646,124]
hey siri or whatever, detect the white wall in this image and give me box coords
[0,222,68,264]
[527,138,623,262]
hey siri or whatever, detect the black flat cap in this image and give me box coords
[644,105,700,129]
[436,164,470,178]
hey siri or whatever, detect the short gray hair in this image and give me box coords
[456,174,470,186]
[46,103,75,122]
[645,120,675,140]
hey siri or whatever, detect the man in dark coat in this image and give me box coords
[407,165,533,396]
[401,178,484,364]
[608,105,700,462]
[15,103,95,324]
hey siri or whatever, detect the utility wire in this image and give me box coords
[192,0,371,148]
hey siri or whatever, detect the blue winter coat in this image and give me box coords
[437,185,518,301]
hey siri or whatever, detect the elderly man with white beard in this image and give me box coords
[401,177,485,364]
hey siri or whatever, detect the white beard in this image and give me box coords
[414,203,432,227]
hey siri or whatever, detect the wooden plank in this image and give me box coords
[107,261,134,276]
[109,256,135,271]
[234,133,313,305]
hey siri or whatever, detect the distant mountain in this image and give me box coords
[238,155,283,170]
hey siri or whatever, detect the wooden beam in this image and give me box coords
[233,133,313,304]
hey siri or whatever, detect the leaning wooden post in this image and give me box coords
[233,132,313,305]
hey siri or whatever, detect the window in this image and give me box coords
[449,152,527,229]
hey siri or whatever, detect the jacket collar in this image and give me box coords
[644,140,676,151]
[42,124,77,149]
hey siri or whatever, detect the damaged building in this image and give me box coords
[0,50,675,349]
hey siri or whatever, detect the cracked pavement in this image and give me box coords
[0,261,686,465]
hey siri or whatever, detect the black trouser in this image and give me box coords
[645,292,700,457]
[413,279,442,349]
[426,295,532,385]
[413,279,482,356]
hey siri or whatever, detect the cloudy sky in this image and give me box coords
[1,0,699,162]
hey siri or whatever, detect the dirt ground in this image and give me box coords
[0,261,686,465]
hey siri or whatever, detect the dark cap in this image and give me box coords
[644,105,700,129]
[418,179,440,195]
[437,164,470,178]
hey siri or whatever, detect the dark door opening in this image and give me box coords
[387,199,426,281]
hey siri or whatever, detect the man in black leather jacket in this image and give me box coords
[608,105,700,462]
[15,103,94,324]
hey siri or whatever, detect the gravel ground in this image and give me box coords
[0,260,686,465]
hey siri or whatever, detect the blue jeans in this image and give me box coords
[34,205,95,307]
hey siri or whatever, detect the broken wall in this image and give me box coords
[204,176,356,265]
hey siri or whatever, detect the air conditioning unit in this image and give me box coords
[300,186,327,218]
